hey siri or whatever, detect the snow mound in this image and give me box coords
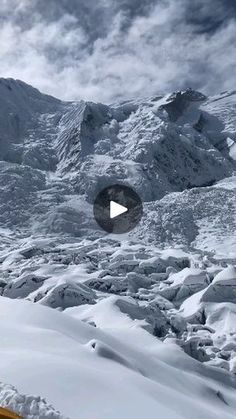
[0,382,68,419]
[160,267,209,302]
[201,267,236,303]
[1,296,236,419]
[38,282,96,309]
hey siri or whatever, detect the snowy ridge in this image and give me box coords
[0,79,236,418]
[0,382,68,419]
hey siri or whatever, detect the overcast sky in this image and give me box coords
[0,0,236,102]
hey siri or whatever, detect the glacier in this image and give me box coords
[0,78,236,418]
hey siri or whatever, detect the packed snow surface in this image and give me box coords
[1,296,236,419]
[0,78,236,418]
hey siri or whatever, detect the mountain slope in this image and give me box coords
[0,79,235,253]
[0,79,236,419]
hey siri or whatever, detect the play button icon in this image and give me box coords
[110,201,128,219]
[93,184,143,234]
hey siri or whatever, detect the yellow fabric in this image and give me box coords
[0,407,21,419]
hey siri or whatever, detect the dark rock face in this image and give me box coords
[160,89,207,121]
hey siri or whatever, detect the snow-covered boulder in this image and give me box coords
[181,336,211,362]
[160,268,209,302]
[3,274,46,299]
[201,266,236,303]
[85,275,128,294]
[138,257,167,275]
[38,282,96,309]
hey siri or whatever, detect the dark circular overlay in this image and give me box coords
[93,184,143,234]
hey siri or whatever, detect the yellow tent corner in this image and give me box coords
[0,407,22,419]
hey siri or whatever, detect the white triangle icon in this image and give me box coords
[110,201,128,219]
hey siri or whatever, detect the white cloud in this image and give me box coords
[0,0,236,102]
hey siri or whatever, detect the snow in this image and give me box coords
[1,297,236,419]
[0,382,67,419]
[0,78,236,418]
[0,78,235,253]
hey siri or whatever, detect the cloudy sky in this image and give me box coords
[0,0,236,102]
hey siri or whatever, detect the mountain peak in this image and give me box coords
[159,88,207,121]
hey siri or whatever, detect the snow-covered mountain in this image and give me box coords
[0,78,235,250]
[0,78,236,419]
